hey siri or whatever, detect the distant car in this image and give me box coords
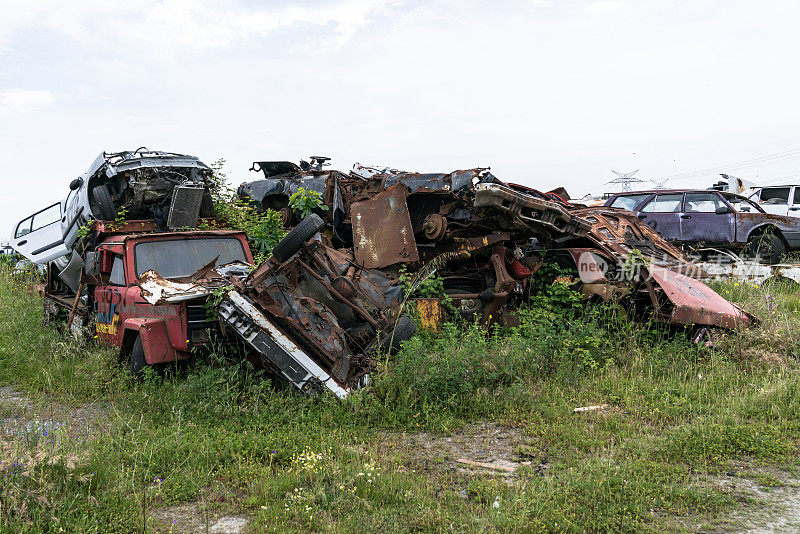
[745,185,800,217]
[603,189,800,263]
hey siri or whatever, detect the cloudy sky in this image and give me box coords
[1,0,800,239]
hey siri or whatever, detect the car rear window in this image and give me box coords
[134,237,247,279]
[760,187,791,205]
[640,193,684,213]
[684,192,727,213]
[609,194,650,211]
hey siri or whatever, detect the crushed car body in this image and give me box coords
[218,215,413,397]
[238,160,755,334]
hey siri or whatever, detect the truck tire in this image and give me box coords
[128,335,147,379]
[745,232,786,264]
[271,213,324,263]
[380,316,417,356]
[92,185,117,221]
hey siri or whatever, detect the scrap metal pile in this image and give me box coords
[16,150,757,399]
[208,160,756,396]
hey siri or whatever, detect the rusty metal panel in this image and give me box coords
[350,183,419,268]
[648,265,755,329]
[138,270,211,304]
[414,298,444,332]
[571,206,693,268]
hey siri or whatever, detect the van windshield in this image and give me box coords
[134,237,247,279]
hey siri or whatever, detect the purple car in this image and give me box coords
[603,189,800,263]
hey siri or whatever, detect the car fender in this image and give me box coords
[745,223,786,243]
[121,318,177,364]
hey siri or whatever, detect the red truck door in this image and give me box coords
[94,251,127,346]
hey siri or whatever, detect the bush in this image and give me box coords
[208,159,286,263]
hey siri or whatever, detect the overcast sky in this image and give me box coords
[2,0,800,240]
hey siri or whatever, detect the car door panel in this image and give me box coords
[789,187,800,217]
[680,192,735,242]
[636,193,683,241]
[12,202,69,264]
[757,186,791,216]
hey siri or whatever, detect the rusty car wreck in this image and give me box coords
[202,161,757,396]
[238,161,754,329]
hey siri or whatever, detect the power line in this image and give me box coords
[753,172,800,186]
[654,147,800,181]
[577,146,800,198]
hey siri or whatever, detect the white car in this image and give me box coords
[12,148,214,291]
[747,185,800,217]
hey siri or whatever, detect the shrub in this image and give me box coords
[208,159,285,262]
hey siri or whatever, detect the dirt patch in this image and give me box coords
[150,502,248,533]
[383,422,545,479]
[701,465,800,533]
[0,385,108,449]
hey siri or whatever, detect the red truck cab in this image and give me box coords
[68,220,253,373]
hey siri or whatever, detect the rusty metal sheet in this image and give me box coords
[414,298,445,332]
[648,265,755,329]
[138,270,210,304]
[570,206,695,268]
[351,183,419,268]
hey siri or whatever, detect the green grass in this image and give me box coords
[2,267,800,532]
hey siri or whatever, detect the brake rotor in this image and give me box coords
[422,214,447,241]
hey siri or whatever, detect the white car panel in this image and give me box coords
[11,201,70,264]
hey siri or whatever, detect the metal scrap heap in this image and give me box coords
[216,161,756,397]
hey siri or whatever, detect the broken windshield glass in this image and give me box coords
[134,237,247,279]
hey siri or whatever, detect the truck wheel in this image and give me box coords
[745,232,786,264]
[271,214,324,263]
[128,335,147,379]
[380,316,417,356]
[92,185,117,221]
